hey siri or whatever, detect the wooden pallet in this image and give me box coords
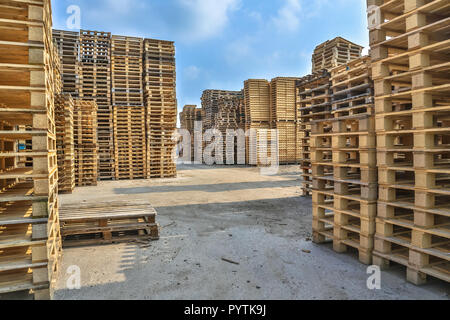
[312,56,377,265]
[60,201,159,247]
[113,106,147,179]
[296,71,332,196]
[55,94,75,194]
[143,39,177,178]
[244,80,271,123]
[53,29,79,98]
[0,0,62,300]
[111,35,143,107]
[312,37,363,73]
[79,30,114,180]
[73,100,98,186]
[367,0,450,285]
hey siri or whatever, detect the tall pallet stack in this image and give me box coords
[296,71,332,196]
[111,36,146,180]
[53,30,79,97]
[367,0,449,284]
[55,94,75,193]
[312,56,376,265]
[143,39,177,178]
[73,100,98,186]
[312,37,363,73]
[270,77,299,164]
[215,96,245,164]
[244,79,275,166]
[0,0,62,299]
[79,30,114,180]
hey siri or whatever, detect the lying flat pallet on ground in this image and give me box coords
[368,0,450,285]
[59,201,160,247]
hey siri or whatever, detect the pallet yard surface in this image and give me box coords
[0,0,62,300]
[59,201,160,247]
[367,0,450,285]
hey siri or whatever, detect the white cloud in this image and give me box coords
[184,65,201,80]
[179,0,241,41]
[272,0,302,32]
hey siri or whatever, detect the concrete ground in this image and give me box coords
[3,165,449,300]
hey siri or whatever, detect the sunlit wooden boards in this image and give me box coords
[55,94,75,194]
[113,106,146,180]
[53,29,79,98]
[367,0,450,285]
[312,56,377,265]
[312,37,363,73]
[143,39,177,178]
[79,30,114,180]
[59,200,159,247]
[270,77,300,164]
[73,100,98,186]
[0,0,62,300]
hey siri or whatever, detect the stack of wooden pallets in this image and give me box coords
[60,200,159,247]
[244,79,276,166]
[367,0,449,284]
[312,56,377,265]
[53,30,79,98]
[312,37,363,73]
[296,71,332,196]
[143,39,177,178]
[73,100,98,186]
[113,106,147,180]
[55,94,75,194]
[0,0,62,299]
[215,96,245,164]
[111,36,146,180]
[79,30,114,180]
[270,77,300,164]
[201,90,242,131]
[179,105,200,162]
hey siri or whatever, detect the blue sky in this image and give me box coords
[52,0,369,115]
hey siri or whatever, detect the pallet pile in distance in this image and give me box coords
[55,94,75,193]
[79,30,114,180]
[367,0,449,284]
[0,0,62,299]
[144,39,177,178]
[73,100,98,186]
[244,80,274,166]
[270,77,300,164]
[112,36,146,180]
[312,37,363,74]
[215,95,246,164]
[180,105,202,162]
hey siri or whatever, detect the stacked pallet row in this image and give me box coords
[0,0,62,299]
[312,37,364,73]
[55,94,75,193]
[296,71,332,196]
[53,30,79,98]
[270,77,299,164]
[244,79,275,166]
[367,0,449,284]
[312,56,376,264]
[73,100,98,186]
[79,30,114,180]
[111,36,146,180]
[215,96,245,164]
[113,106,146,179]
[143,39,177,178]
